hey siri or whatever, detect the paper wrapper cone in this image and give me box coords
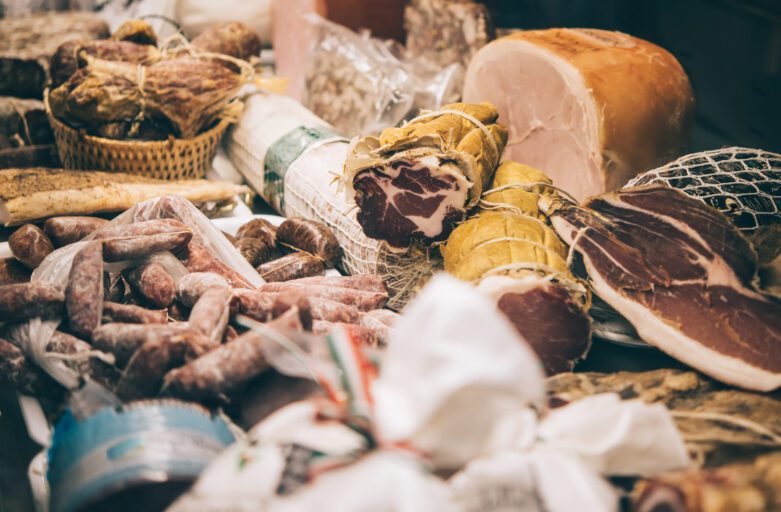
[343,102,508,250]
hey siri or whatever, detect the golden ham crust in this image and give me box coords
[506,28,695,192]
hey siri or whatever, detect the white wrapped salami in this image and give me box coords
[226,91,438,309]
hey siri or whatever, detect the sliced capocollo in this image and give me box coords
[463,28,694,201]
[628,147,781,264]
[443,161,591,374]
[343,102,508,251]
[550,184,781,391]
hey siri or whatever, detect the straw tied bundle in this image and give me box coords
[48,35,253,140]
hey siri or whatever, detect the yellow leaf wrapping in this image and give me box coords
[442,211,568,282]
[443,160,584,298]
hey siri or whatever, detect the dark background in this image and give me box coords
[482,0,781,153]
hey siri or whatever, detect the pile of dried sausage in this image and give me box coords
[0,211,399,405]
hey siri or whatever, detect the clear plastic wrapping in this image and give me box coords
[302,14,462,137]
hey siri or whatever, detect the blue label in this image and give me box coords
[263,126,340,213]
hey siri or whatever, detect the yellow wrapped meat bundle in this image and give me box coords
[443,161,592,374]
[343,102,508,251]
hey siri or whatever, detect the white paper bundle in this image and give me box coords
[226,91,438,309]
[168,274,689,511]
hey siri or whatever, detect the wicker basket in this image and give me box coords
[45,91,230,180]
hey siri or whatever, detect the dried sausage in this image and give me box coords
[102,301,167,324]
[124,262,175,308]
[43,216,109,246]
[236,218,276,246]
[65,241,104,339]
[276,218,341,268]
[0,258,31,285]
[113,328,207,401]
[257,282,387,311]
[290,275,388,294]
[236,290,359,323]
[188,287,232,348]
[9,224,54,269]
[178,239,251,288]
[0,282,64,321]
[102,230,192,262]
[175,272,229,308]
[235,237,273,267]
[162,308,307,402]
[92,323,199,367]
[256,252,324,282]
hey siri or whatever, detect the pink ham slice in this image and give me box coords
[551,184,781,391]
[463,28,694,201]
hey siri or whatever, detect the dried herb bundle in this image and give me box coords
[50,39,161,88]
[191,22,261,61]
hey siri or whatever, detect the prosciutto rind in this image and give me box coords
[551,185,781,391]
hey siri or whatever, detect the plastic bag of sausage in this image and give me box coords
[167,274,544,511]
[6,195,262,391]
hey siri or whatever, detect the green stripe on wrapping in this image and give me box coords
[263,125,340,213]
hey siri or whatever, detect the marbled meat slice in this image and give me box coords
[551,184,781,391]
[352,157,471,250]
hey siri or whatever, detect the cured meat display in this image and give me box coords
[443,161,591,374]
[0,5,778,512]
[344,102,508,250]
[551,185,781,391]
[628,147,781,263]
[463,28,695,200]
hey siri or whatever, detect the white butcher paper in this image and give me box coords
[450,393,691,512]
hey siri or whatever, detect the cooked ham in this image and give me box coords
[551,185,781,391]
[463,28,694,201]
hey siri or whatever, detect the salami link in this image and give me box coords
[235,237,273,267]
[113,329,205,401]
[43,216,109,247]
[178,239,251,288]
[188,287,232,348]
[102,301,167,324]
[236,290,357,323]
[257,282,387,311]
[256,252,324,282]
[236,218,277,246]
[0,258,31,285]
[162,308,307,402]
[65,241,104,339]
[0,338,63,398]
[102,230,193,262]
[290,275,388,294]
[92,323,193,367]
[276,218,341,268]
[124,262,175,308]
[9,224,54,269]
[0,282,64,322]
[175,272,230,308]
